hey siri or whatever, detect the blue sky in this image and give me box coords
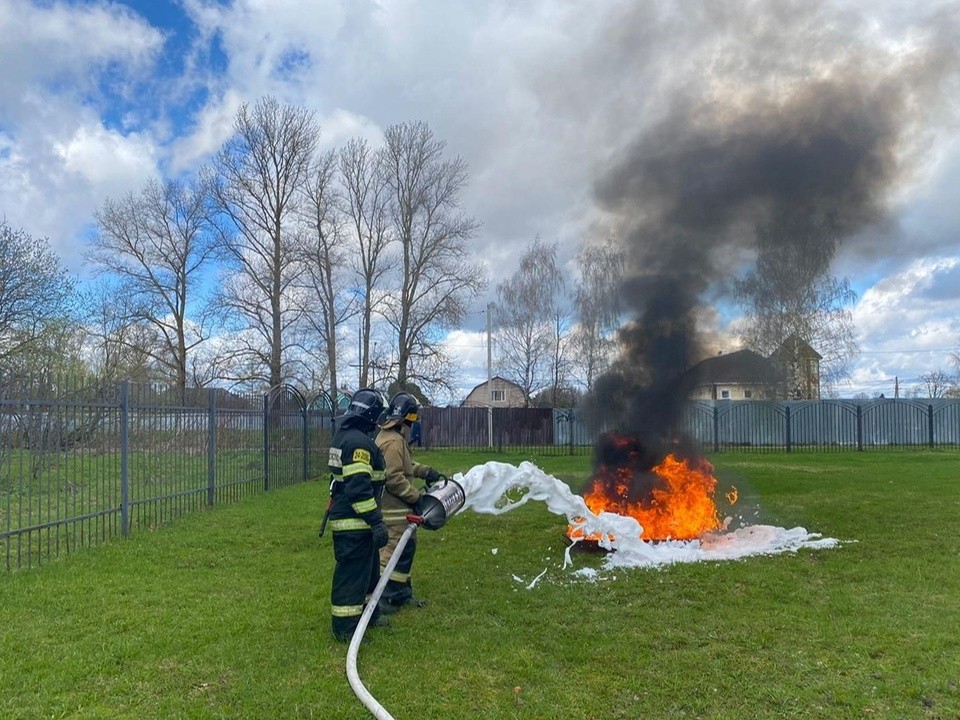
[1,0,959,400]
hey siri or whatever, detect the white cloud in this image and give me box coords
[167,89,244,173]
[0,0,162,117]
[0,109,160,266]
[54,124,158,190]
[854,257,960,341]
[0,0,165,265]
[1,0,958,397]
[317,109,383,152]
[443,329,491,394]
[841,256,960,395]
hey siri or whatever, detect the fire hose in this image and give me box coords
[346,478,466,720]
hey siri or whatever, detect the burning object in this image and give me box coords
[455,460,839,571]
[568,433,734,544]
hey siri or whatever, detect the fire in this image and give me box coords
[569,437,733,543]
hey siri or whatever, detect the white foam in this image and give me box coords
[454,460,840,572]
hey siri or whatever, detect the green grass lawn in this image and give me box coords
[1,450,958,719]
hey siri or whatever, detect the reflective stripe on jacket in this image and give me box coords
[328,421,386,529]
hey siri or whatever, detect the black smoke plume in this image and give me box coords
[580,1,960,457]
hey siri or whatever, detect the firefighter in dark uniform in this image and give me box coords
[375,392,445,613]
[327,388,389,642]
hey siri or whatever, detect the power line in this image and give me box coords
[858,347,955,355]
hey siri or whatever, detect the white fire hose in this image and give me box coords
[345,477,466,720]
[346,521,418,720]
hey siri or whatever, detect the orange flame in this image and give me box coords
[569,452,731,542]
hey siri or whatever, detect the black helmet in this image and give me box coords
[344,388,385,427]
[383,392,420,426]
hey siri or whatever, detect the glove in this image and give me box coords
[371,521,389,549]
[424,468,442,486]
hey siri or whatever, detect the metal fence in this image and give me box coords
[0,378,334,571]
[5,384,958,571]
[418,406,594,456]
[418,399,960,454]
[678,398,960,452]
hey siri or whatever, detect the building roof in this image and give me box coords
[464,375,525,395]
[772,334,823,361]
[688,349,782,385]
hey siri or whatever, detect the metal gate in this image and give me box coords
[264,385,307,490]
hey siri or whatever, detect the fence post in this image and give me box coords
[207,388,216,507]
[120,381,130,538]
[928,404,935,449]
[785,405,792,453]
[303,400,309,482]
[568,411,575,456]
[712,405,720,453]
[263,393,270,491]
[856,404,863,452]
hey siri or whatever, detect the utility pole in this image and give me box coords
[487,302,494,448]
[895,376,900,399]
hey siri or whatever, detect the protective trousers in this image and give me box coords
[379,521,416,607]
[331,528,380,639]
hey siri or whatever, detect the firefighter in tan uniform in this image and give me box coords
[375,392,444,612]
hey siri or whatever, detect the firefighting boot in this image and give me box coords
[370,615,392,629]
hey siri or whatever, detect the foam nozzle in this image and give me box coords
[417,478,466,530]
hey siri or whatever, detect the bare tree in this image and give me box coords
[79,280,159,384]
[544,245,573,407]
[548,303,576,407]
[339,137,394,388]
[0,220,75,374]
[207,95,319,389]
[297,149,356,399]
[90,177,214,394]
[380,121,484,393]
[572,236,625,392]
[495,237,563,406]
[917,369,952,398]
[734,215,859,393]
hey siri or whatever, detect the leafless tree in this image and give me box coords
[297,149,356,400]
[917,369,952,398]
[495,237,564,406]
[543,244,574,407]
[79,280,159,385]
[339,137,395,388]
[548,304,576,407]
[380,122,484,394]
[949,346,960,397]
[0,220,75,374]
[206,96,319,389]
[734,215,859,393]
[572,236,625,392]
[90,177,214,394]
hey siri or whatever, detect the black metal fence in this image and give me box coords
[0,378,335,571]
[4,383,958,571]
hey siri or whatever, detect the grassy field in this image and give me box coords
[1,450,958,719]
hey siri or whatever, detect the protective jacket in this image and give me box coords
[374,424,433,607]
[376,426,431,523]
[327,415,386,639]
[329,418,386,528]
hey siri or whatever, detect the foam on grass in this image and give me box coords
[454,460,839,571]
